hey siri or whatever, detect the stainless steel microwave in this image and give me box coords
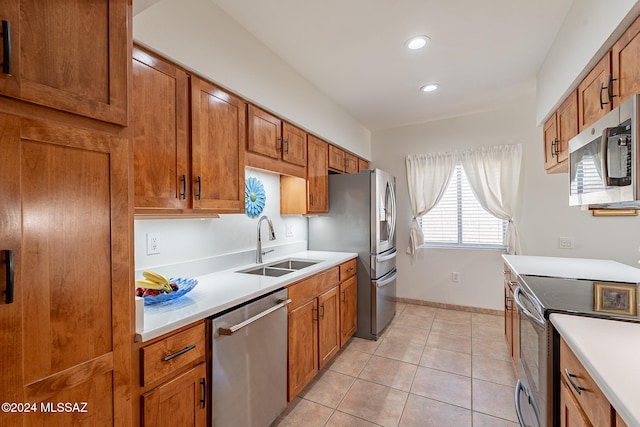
[569,94,640,207]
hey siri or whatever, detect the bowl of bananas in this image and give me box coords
[135,270,198,305]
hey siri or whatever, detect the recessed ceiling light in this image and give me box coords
[420,83,440,93]
[405,35,430,50]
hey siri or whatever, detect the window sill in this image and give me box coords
[420,244,507,251]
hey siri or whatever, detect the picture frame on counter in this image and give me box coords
[593,282,638,316]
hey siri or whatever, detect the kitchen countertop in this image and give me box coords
[135,250,357,342]
[502,255,640,283]
[551,314,640,427]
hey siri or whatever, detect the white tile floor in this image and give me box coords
[272,302,519,427]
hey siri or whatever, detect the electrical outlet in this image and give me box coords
[452,272,460,283]
[558,237,574,249]
[147,233,161,255]
[285,223,293,237]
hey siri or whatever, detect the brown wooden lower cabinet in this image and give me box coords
[318,286,341,369]
[287,298,319,400]
[558,336,630,427]
[142,362,207,427]
[560,378,592,427]
[340,275,358,346]
[134,322,207,426]
[286,259,357,401]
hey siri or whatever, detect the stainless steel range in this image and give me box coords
[513,275,640,427]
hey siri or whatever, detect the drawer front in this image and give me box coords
[340,259,357,281]
[287,267,339,311]
[560,338,611,427]
[142,322,206,387]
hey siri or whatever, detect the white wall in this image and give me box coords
[536,0,640,125]
[133,0,371,159]
[134,169,307,271]
[372,93,640,311]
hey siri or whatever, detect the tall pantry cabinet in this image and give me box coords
[0,1,133,426]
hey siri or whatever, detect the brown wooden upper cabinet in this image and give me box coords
[543,91,578,173]
[0,0,129,125]
[132,47,246,214]
[280,134,329,215]
[132,47,190,211]
[578,52,612,131]
[612,14,640,108]
[307,135,329,213]
[247,105,307,178]
[329,144,360,173]
[191,76,246,212]
[358,158,370,172]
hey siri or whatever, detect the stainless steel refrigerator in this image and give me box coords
[308,169,397,340]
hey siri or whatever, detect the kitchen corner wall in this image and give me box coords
[134,169,307,271]
[372,92,640,311]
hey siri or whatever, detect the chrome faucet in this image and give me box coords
[256,215,276,263]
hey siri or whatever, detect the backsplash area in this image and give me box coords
[134,169,308,276]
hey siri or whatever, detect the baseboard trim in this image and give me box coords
[395,297,502,317]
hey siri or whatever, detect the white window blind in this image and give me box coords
[421,163,506,248]
[571,153,605,195]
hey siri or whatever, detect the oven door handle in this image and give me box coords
[513,287,545,328]
[515,379,541,427]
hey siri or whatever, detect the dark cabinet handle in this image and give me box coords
[551,139,558,158]
[195,176,201,200]
[564,369,586,395]
[4,250,14,304]
[600,74,618,109]
[199,378,206,409]
[310,193,314,206]
[277,136,283,152]
[180,174,186,200]
[285,138,289,154]
[163,344,196,362]
[1,20,11,75]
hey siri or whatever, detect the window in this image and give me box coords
[421,163,507,248]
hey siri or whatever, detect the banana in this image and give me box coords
[135,279,166,290]
[142,270,173,293]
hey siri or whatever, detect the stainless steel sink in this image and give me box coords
[268,259,320,270]
[237,258,322,276]
[240,266,294,277]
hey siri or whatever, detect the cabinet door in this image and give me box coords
[340,276,357,347]
[560,379,592,427]
[142,363,207,427]
[0,0,128,124]
[345,152,358,173]
[191,77,246,212]
[504,281,513,358]
[282,122,307,167]
[288,298,318,401]
[328,144,346,172]
[578,53,612,131]
[557,91,578,166]
[612,14,640,108]
[358,158,369,172]
[132,47,190,210]
[543,113,560,171]
[318,287,340,369]
[248,105,282,159]
[0,115,131,426]
[307,135,329,213]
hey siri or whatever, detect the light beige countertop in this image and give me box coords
[135,250,357,342]
[551,314,640,427]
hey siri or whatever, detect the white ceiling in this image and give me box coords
[137,0,574,132]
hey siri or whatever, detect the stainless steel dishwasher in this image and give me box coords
[210,288,290,427]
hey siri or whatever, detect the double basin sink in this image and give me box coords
[237,258,321,277]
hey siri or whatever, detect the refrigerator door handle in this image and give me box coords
[375,270,397,288]
[376,249,397,263]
